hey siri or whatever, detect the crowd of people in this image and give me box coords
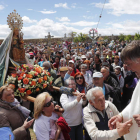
[0,40,139,140]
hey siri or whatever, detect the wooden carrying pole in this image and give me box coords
[22,86,78,102]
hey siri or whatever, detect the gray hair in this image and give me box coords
[66,54,70,58]
[86,87,103,103]
[64,76,75,87]
[80,64,87,69]
[43,61,51,68]
[60,58,66,65]
[121,40,140,63]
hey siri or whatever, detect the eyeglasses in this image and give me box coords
[76,77,83,80]
[44,98,53,107]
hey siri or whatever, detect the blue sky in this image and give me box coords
[0,0,140,39]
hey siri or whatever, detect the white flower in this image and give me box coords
[18,80,21,83]
[12,81,15,83]
[25,85,29,89]
[29,82,31,84]
[23,74,26,78]
[13,78,16,81]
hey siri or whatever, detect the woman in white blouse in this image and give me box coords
[33,92,62,140]
[60,76,87,140]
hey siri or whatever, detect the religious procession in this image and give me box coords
[1,2,140,140]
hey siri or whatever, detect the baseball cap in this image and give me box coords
[93,72,103,78]
[29,52,34,56]
[115,66,121,70]
[60,67,68,72]
[69,60,74,64]
[81,55,86,59]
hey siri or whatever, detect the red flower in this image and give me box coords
[19,88,26,93]
[30,81,36,86]
[47,72,51,76]
[18,77,23,80]
[36,88,40,92]
[34,72,38,76]
[23,78,29,85]
[43,75,47,81]
[50,81,52,85]
[11,74,17,78]
[26,90,32,95]
[38,78,43,83]
[43,83,47,89]
[20,73,25,77]
[35,67,42,73]
[26,74,33,78]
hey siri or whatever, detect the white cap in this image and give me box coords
[93,72,103,78]
[81,55,86,59]
[69,60,74,64]
[115,66,121,70]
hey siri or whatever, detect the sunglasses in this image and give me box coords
[76,77,83,80]
[44,98,53,107]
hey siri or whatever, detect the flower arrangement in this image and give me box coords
[6,64,53,97]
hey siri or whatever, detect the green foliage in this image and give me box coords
[119,33,126,42]
[68,32,77,41]
[104,36,109,40]
[73,32,88,43]
[125,35,132,42]
[73,37,79,43]
[134,33,140,40]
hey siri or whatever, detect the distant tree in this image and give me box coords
[68,32,77,42]
[77,33,88,42]
[134,32,140,40]
[119,33,126,42]
[125,35,132,42]
[73,37,79,43]
[73,33,88,43]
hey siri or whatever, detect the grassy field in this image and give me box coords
[29,128,37,140]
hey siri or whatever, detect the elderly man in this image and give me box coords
[88,72,121,111]
[52,67,68,105]
[0,85,34,140]
[101,67,121,102]
[80,64,92,85]
[43,61,56,83]
[83,87,132,140]
[53,67,68,87]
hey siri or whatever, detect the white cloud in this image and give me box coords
[1,18,140,39]
[56,17,70,22]
[0,24,11,39]
[71,3,77,8]
[63,21,97,27]
[39,10,57,14]
[22,16,37,23]
[55,3,70,9]
[27,9,33,11]
[91,0,140,16]
[86,11,90,13]
[0,5,4,10]
[83,15,95,20]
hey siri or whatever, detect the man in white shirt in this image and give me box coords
[109,40,140,140]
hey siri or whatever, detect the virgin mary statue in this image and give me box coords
[0,10,26,86]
